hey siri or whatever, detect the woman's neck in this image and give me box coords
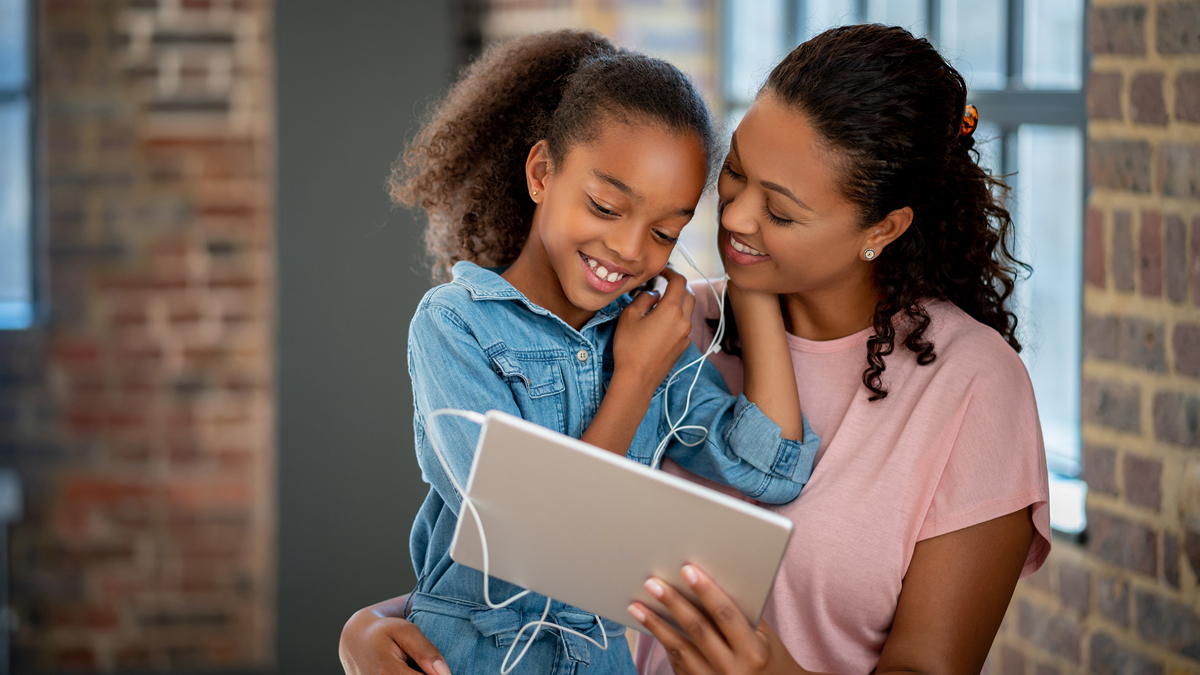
[781,282,879,341]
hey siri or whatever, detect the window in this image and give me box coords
[722,0,1087,534]
[0,0,34,330]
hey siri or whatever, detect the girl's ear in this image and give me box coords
[861,206,913,260]
[526,140,552,204]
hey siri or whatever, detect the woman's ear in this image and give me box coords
[861,206,913,259]
[525,140,552,204]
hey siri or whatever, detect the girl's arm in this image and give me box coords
[583,267,697,454]
[629,506,1034,675]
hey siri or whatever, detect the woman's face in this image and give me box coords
[528,120,707,313]
[717,95,874,297]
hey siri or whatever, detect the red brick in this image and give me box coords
[1082,378,1141,433]
[1159,143,1200,199]
[1058,561,1090,615]
[1154,391,1200,447]
[1114,210,1137,291]
[1192,216,1200,305]
[1167,214,1189,302]
[1087,509,1157,577]
[1156,1,1200,54]
[1130,72,1168,125]
[1178,71,1200,123]
[1089,140,1153,194]
[1176,323,1200,377]
[1123,454,1162,511]
[1000,645,1026,675]
[1098,574,1131,626]
[1140,210,1163,297]
[1017,599,1081,663]
[1090,632,1163,675]
[1165,532,1181,589]
[1088,72,1123,120]
[1089,5,1147,55]
[1084,445,1118,496]
[1085,207,1106,288]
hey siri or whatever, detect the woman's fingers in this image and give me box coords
[628,602,710,675]
[680,564,760,651]
[394,621,452,675]
[642,577,735,667]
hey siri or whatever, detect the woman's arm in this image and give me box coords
[725,281,803,441]
[339,594,452,675]
[630,506,1034,675]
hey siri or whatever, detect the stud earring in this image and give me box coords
[531,190,538,196]
[864,248,876,260]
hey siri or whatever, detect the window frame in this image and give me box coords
[719,0,1089,537]
[0,0,39,331]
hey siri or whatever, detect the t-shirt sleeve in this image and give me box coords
[916,341,1052,577]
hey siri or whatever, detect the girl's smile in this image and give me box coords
[579,252,632,292]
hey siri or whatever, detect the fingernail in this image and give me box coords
[645,579,664,598]
[682,565,699,585]
[431,659,451,675]
[628,604,646,622]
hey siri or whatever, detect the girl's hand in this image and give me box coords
[724,279,804,441]
[628,565,807,675]
[614,266,696,391]
[339,601,451,675]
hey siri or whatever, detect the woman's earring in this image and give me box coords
[531,190,538,196]
[864,248,876,260]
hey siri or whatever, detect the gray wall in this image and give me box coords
[275,2,454,672]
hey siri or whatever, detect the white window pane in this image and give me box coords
[0,0,28,90]
[939,0,1006,91]
[1014,124,1083,476]
[0,99,31,329]
[726,0,787,102]
[866,0,925,38]
[798,0,858,42]
[1023,0,1083,89]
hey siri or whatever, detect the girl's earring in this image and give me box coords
[863,248,876,260]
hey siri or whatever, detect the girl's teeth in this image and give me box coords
[606,272,620,283]
[587,257,598,270]
[595,265,609,278]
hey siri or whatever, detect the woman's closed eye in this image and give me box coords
[721,161,744,180]
[762,203,793,226]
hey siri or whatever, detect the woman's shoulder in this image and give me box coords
[921,300,1031,390]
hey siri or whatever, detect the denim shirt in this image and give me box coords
[405,262,819,673]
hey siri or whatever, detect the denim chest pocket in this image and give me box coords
[487,346,568,431]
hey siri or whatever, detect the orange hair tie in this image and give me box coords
[960,104,979,137]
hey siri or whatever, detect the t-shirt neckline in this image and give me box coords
[785,325,873,354]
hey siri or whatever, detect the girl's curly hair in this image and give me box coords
[392,30,717,282]
[713,24,1027,401]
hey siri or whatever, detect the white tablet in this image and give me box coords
[449,410,794,634]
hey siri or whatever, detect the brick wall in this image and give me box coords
[991,1,1200,673]
[0,0,275,671]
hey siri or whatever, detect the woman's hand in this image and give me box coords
[628,565,806,675]
[339,597,451,675]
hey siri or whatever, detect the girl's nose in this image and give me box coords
[604,222,643,264]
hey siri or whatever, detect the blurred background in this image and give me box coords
[0,0,1197,672]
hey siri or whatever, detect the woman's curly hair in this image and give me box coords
[714,24,1027,401]
[392,30,717,282]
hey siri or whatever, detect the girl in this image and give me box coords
[349,30,821,675]
[630,24,1050,675]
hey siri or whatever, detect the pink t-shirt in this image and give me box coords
[636,281,1051,674]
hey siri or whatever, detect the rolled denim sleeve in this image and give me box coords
[629,343,820,505]
[408,302,524,515]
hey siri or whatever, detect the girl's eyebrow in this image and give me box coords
[592,169,693,217]
[730,132,814,213]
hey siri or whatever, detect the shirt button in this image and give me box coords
[576,350,589,362]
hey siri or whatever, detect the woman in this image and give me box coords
[341,24,1049,675]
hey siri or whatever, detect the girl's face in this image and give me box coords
[525,120,707,315]
[716,95,875,297]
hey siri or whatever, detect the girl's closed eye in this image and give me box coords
[587,196,619,218]
[653,230,678,244]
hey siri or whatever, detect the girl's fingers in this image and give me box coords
[658,267,688,305]
[642,577,733,667]
[627,289,661,316]
[628,602,710,675]
[679,564,759,651]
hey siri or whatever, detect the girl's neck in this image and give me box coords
[781,281,880,342]
[502,251,595,331]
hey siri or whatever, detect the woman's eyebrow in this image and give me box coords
[732,132,815,213]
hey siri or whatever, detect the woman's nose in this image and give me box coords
[719,191,758,235]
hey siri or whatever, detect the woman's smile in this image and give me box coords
[724,230,771,265]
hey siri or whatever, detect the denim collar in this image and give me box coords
[449,261,630,331]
